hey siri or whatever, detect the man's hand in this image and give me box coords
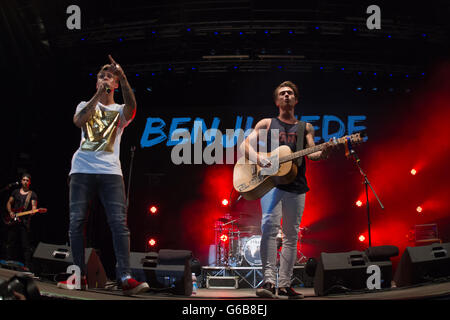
[108,55,126,80]
[257,155,272,168]
[96,81,109,96]
[9,211,15,219]
[320,138,339,160]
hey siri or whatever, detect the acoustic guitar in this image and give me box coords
[233,133,364,200]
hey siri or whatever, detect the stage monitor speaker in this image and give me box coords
[129,249,193,296]
[393,243,450,287]
[32,242,107,288]
[314,249,393,296]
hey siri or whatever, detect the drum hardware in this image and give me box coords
[212,216,309,267]
[276,227,309,265]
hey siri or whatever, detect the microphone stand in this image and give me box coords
[0,183,18,193]
[126,146,136,211]
[350,149,384,247]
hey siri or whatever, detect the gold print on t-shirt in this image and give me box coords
[81,109,120,152]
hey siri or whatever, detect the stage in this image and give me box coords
[1,267,449,301]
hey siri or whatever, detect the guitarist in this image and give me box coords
[243,81,336,299]
[5,173,37,270]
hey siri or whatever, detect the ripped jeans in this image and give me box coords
[260,188,305,287]
[68,173,131,280]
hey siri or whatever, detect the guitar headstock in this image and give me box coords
[335,132,366,146]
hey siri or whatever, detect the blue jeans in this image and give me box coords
[69,173,131,280]
[260,188,306,287]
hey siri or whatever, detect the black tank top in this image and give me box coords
[267,118,309,194]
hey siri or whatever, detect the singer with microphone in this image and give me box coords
[61,55,149,295]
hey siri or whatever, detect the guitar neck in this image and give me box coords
[16,209,36,217]
[279,143,326,164]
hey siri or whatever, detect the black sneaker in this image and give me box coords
[277,287,304,299]
[256,282,276,298]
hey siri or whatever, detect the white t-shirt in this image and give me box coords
[69,101,133,176]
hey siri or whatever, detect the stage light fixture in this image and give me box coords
[149,206,158,215]
[221,199,229,206]
[220,234,228,242]
[148,238,157,247]
[416,206,423,213]
[358,235,366,242]
[411,169,417,175]
[356,200,363,207]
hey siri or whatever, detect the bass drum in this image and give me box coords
[242,235,262,266]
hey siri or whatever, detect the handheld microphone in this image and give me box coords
[105,86,111,94]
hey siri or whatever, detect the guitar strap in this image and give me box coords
[23,191,33,230]
[24,191,32,211]
[295,121,306,167]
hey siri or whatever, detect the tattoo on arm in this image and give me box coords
[74,101,97,127]
[306,123,323,161]
[121,77,137,120]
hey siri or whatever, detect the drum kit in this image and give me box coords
[213,213,308,267]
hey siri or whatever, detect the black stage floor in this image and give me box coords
[1,268,450,301]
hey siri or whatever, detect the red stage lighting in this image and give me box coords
[221,199,229,206]
[356,200,363,207]
[410,169,417,175]
[149,206,158,215]
[358,235,366,242]
[220,234,228,242]
[416,206,423,213]
[148,238,157,247]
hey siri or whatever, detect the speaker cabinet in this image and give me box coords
[314,250,393,296]
[32,242,107,288]
[393,243,450,287]
[129,249,193,296]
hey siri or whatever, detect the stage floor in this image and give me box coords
[1,268,450,301]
